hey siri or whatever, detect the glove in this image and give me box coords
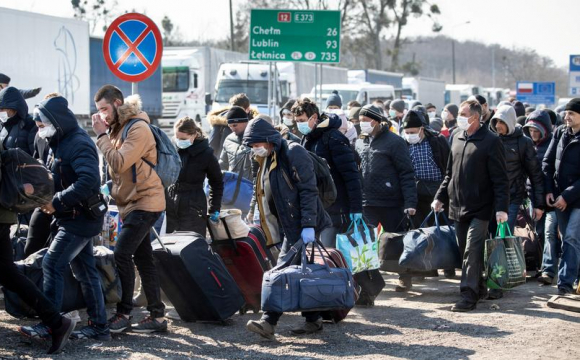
[209,211,220,222]
[349,213,363,222]
[301,228,316,244]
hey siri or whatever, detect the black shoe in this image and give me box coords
[558,287,573,296]
[133,316,168,334]
[444,269,456,279]
[108,313,133,334]
[71,321,111,341]
[486,289,503,300]
[451,299,477,312]
[48,317,77,354]
[537,273,554,285]
[395,277,413,292]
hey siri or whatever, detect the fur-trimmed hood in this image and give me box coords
[118,95,150,126]
[208,106,260,127]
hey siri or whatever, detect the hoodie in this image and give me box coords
[208,106,260,157]
[490,105,517,135]
[38,96,103,237]
[523,110,552,161]
[0,86,37,155]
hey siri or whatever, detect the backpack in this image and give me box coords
[0,148,55,213]
[122,119,181,188]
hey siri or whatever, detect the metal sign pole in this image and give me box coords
[132,82,138,95]
[320,64,323,108]
[268,62,272,117]
[314,64,318,106]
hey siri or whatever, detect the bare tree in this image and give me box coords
[71,0,118,33]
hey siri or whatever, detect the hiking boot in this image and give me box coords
[108,313,132,334]
[48,317,76,354]
[395,277,412,292]
[486,289,504,300]
[537,273,554,285]
[133,316,168,333]
[246,319,276,340]
[451,299,477,312]
[62,310,81,322]
[19,322,51,340]
[444,269,457,279]
[290,319,323,335]
[71,321,111,341]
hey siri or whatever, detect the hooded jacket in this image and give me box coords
[219,132,253,181]
[243,118,331,246]
[38,96,103,237]
[490,106,545,207]
[301,113,362,223]
[97,95,165,220]
[523,110,553,162]
[208,106,259,157]
[435,125,509,221]
[355,124,417,210]
[0,87,37,156]
[543,125,580,209]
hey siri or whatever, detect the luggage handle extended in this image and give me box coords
[151,227,168,252]
[206,217,240,253]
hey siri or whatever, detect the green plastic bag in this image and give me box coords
[484,223,527,290]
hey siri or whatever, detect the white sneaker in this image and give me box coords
[165,308,181,321]
[62,310,81,322]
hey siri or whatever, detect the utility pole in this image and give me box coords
[452,39,456,84]
[229,0,234,51]
[492,46,496,88]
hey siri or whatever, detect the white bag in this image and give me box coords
[207,209,250,241]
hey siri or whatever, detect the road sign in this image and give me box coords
[249,9,341,63]
[103,13,163,83]
[516,81,555,105]
[569,55,580,96]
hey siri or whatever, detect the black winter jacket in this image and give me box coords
[498,128,545,208]
[39,96,103,237]
[355,125,417,210]
[0,87,37,155]
[543,125,580,209]
[302,113,363,222]
[424,128,450,176]
[435,125,510,221]
[166,138,224,232]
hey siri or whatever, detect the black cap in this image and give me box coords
[565,98,580,115]
[0,73,10,84]
[359,104,384,122]
[402,110,424,129]
[474,94,486,105]
[226,106,249,124]
[425,103,436,110]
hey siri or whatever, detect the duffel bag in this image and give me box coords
[205,171,253,213]
[207,209,250,241]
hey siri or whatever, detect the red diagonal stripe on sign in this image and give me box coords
[111,23,153,70]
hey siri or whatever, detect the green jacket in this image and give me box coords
[0,142,18,224]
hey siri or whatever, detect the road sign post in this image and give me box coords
[103,13,163,95]
[569,55,580,96]
[516,81,556,106]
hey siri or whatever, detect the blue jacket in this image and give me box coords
[302,113,362,224]
[38,96,103,237]
[243,118,331,246]
[0,86,37,155]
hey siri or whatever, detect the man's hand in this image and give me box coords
[496,211,508,223]
[92,113,109,136]
[246,212,254,224]
[546,193,555,207]
[533,208,544,221]
[431,200,444,213]
[41,203,55,215]
[553,196,567,212]
[404,208,416,216]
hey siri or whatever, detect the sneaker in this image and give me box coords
[395,277,412,292]
[108,313,132,334]
[537,273,554,285]
[165,309,181,321]
[444,269,457,279]
[290,319,323,335]
[62,310,81,322]
[19,322,51,340]
[48,317,76,354]
[70,321,111,341]
[451,299,477,312]
[486,289,504,300]
[133,316,168,333]
[558,287,573,296]
[246,319,276,340]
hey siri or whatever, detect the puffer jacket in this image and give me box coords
[543,125,580,209]
[219,132,253,180]
[97,95,165,220]
[302,113,362,223]
[208,107,259,157]
[0,86,37,155]
[355,125,417,210]
[39,96,103,237]
[243,118,331,246]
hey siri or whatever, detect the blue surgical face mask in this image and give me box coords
[175,138,192,149]
[297,121,312,135]
[389,109,397,118]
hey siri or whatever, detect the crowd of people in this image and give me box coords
[0,75,579,352]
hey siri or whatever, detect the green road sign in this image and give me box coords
[249,9,341,63]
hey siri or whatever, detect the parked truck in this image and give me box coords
[401,77,446,110]
[445,84,484,106]
[278,62,349,102]
[348,69,404,89]
[0,7,90,116]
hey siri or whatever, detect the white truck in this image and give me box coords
[445,84,484,106]
[161,47,246,132]
[0,7,90,116]
[305,83,395,110]
[278,62,349,102]
[402,77,446,110]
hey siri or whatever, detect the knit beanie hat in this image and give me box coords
[390,99,405,113]
[359,104,384,122]
[325,90,342,108]
[444,104,459,119]
[402,110,424,129]
[226,106,249,124]
[513,101,526,117]
[565,98,580,114]
[0,73,10,84]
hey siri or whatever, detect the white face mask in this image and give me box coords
[457,116,471,131]
[0,111,9,123]
[251,146,270,158]
[441,110,449,121]
[283,116,294,126]
[38,124,57,139]
[428,111,436,119]
[404,133,421,144]
[360,121,375,134]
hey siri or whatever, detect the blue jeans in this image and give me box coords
[43,230,107,325]
[555,208,580,291]
[541,211,560,278]
[506,203,520,235]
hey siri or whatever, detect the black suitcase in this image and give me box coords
[152,231,245,322]
[354,269,385,306]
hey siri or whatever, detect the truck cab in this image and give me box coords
[162,49,207,132]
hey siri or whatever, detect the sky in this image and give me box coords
[2,0,579,68]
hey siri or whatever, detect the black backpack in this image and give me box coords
[0,148,54,213]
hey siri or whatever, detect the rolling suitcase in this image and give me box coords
[152,231,245,322]
[208,221,275,313]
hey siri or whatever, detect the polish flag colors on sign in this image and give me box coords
[517,83,534,94]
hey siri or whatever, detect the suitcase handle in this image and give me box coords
[206,217,240,253]
[151,227,168,252]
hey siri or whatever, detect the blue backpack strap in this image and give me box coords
[122,118,146,184]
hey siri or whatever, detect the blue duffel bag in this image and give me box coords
[399,211,462,271]
[261,240,356,313]
[204,171,253,213]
